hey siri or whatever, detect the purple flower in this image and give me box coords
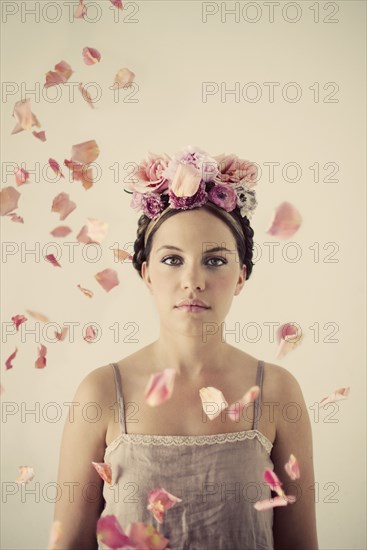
[141,193,166,219]
[168,179,208,210]
[208,184,237,212]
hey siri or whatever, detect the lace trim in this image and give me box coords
[105,429,273,456]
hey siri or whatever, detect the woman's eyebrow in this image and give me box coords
[156,245,233,254]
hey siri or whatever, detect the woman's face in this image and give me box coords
[141,209,247,334]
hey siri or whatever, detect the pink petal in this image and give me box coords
[74,0,87,19]
[44,60,73,88]
[33,130,46,141]
[26,310,50,323]
[45,253,61,267]
[0,186,21,216]
[78,82,96,109]
[275,323,303,359]
[199,386,228,420]
[113,248,132,262]
[16,466,35,483]
[35,344,47,368]
[55,327,69,341]
[64,159,94,190]
[82,47,101,65]
[11,99,41,134]
[51,192,77,221]
[227,385,260,421]
[284,454,300,480]
[144,369,176,407]
[49,158,65,179]
[319,386,350,408]
[170,163,202,198]
[50,226,72,237]
[266,201,302,239]
[254,496,290,511]
[7,212,24,223]
[76,218,108,244]
[110,0,123,8]
[6,348,18,369]
[71,139,100,164]
[263,468,283,495]
[92,462,112,484]
[111,68,136,90]
[14,167,30,186]
[77,284,94,298]
[147,488,182,523]
[84,325,98,342]
[11,314,28,330]
[95,269,119,292]
[96,515,132,550]
[125,522,170,550]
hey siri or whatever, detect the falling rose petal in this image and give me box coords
[199,386,228,420]
[71,139,100,164]
[0,384,4,394]
[113,248,132,262]
[319,387,350,408]
[263,468,284,496]
[44,60,73,88]
[74,0,87,18]
[147,488,182,524]
[64,159,94,190]
[26,310,50,323]
[254,496,290,511]
[0,186,21,216]
[11,99,41,134]
[227,385,260,422]
[49,158,65,179]
[276,323,303,359]
[110,68,136,90]
[125,522,170,550]
[45,253,61,267]
[55,327,69,341]
[35,344,47,368]
[77,284,94,298]
[95,269,119,292]
[50,226,72,237]
[110,0,123,8]
[33,130,46,142]
[266,201,303,239]
[144,369,176,407]
[6,348,18,369]
[96,515,132,550]
[51,192,77,221]
[84,325,98,343]
[92,462,112,484]
[78,82,96,109]
[7,212,24,223]
[77,218,108,244]
[14,167,30,186]
[82,47,101,65]
[47,520,62,550]
[284,454,300,480]
[16,466,35,483]
[11,314,28,330]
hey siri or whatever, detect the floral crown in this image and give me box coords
[124,145,258,244]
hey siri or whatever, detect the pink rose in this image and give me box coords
[128,152,171,194]
[214,154,258,188]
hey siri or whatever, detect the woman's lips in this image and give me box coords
[175,305,210,313]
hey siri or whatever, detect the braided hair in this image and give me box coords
[132,201,255,280]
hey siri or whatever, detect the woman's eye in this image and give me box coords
[207,257,227,266]
[161,256,181,266]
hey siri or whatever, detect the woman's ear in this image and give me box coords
[234,265,247,296]
[141,261,153,294]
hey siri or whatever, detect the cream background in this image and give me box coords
[1,1,366,548]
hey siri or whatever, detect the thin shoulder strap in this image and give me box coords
[110,363,127,435]
[252,360,264,431]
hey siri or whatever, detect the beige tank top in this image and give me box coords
[98,359,275,550]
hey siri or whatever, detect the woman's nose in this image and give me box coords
[182,264,206,291]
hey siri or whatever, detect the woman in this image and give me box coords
[51,147,319,550]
